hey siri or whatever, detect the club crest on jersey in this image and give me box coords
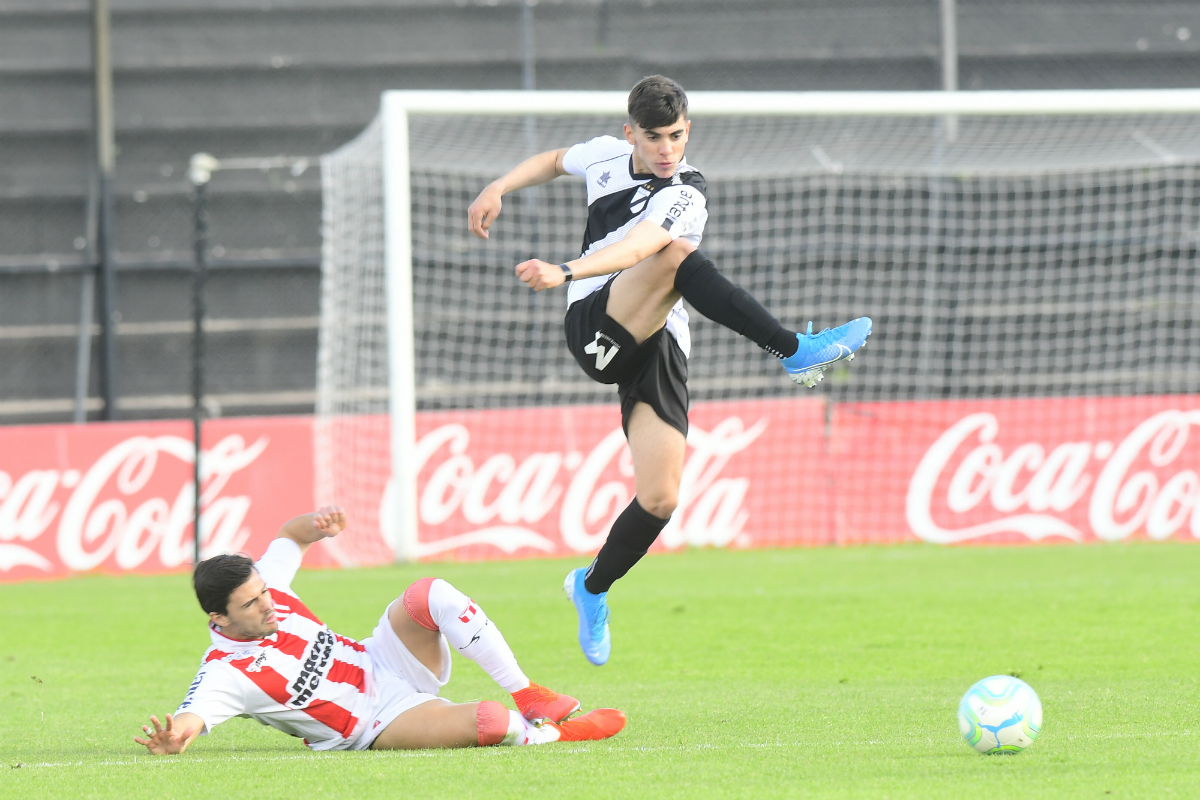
[584,331,621,371]
[458,601,478,624]
[629,185,653,214]
[597,171,611,187]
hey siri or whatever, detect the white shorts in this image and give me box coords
[348,599,453,750]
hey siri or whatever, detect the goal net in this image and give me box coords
[317,90,1200,564]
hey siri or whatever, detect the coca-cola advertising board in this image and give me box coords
[3,395,1198,582]
[394,398,830,561]
[0,417,331,582]
[832,396,1200,545]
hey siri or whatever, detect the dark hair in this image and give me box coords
[193,554,255,615]
[627,75,688,130]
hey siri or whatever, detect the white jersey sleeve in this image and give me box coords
[643,180,708,242]
[562,136,626,178]
[174,661,246,736]
[254,537,303,593]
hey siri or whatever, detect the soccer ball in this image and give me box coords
[957,675,1042,754]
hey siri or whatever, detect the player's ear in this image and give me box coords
[209,610,230,628]
[624,122,636,145]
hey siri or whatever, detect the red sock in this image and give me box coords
[401,577,438,631]
[477,700,510,746]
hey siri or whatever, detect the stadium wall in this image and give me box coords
[3,393,1200,582]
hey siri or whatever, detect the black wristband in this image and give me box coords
[559,263,574,282]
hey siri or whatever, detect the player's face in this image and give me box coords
[625,116,690,178]
[211,570,278,639]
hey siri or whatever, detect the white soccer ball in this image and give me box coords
[957,675,1042,754]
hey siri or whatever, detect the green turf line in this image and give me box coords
[2,544,1198,798]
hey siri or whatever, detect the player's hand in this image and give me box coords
[313,505,346,538]
[134,714,195,755]
[515,259,566,291]
[468,185,503,240]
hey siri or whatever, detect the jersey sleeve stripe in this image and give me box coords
[585,152,628,171]
[335,634,366,652]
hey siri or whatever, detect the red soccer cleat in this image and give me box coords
[546,708,627,742]
[512,682,581,723]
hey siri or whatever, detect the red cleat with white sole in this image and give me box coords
[546,708,627,742]
[512,682,581,723]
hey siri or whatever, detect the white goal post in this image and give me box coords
[319,88,1200,565]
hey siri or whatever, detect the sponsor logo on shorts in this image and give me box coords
[584,331,621,371]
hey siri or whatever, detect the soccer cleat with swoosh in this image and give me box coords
[512,682,581,724]
[543,708,627,742]
[781,317,873,387]
[564,568,611,666]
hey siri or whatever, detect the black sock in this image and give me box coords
[584,498,671,594]
[674,250,798,358]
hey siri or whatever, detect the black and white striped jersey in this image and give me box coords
[561,135,708,357]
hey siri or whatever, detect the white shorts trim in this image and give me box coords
[350,599,453,750]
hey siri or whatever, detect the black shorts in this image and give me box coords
[564,276,689,437]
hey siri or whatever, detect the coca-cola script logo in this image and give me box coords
[0,434,267,572]
[380,416,767,557]
[907,410,1200,543]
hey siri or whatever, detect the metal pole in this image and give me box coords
[939,0,959,142]
[92,0,118,420]
[189,153,217,564]
[73,273,94,423]
[521,0,538,154]
[521,0,536,93]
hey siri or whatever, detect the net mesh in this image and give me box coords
[318,108,1200,561]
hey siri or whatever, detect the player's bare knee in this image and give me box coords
[652,239,695,280]
[639,492,677,519]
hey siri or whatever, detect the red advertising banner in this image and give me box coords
[832,397,1200,545]
[3,395,1198,582]
[398,398,830,561]
[0,416,326,582]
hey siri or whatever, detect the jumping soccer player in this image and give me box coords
[467,76,872,666]
[133,506,625,754]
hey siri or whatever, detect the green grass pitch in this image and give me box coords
[2,543,1198,798]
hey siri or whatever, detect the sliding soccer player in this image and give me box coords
[467,76,871,666]
[134,507,624,754]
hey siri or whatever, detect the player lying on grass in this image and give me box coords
[467,75,872,666]
[134,506,625,754]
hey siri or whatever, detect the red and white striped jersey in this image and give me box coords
[176,539,375,750]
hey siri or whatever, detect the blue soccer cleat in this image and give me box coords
[564,568,611,666]
[780,317,873,387]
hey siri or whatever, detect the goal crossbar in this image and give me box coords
[383,88,1200,118]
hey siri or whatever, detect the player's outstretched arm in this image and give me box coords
[277,505,346,554]
[468,148,568,240]
[133,713,202,755]
[515,219,674,291]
